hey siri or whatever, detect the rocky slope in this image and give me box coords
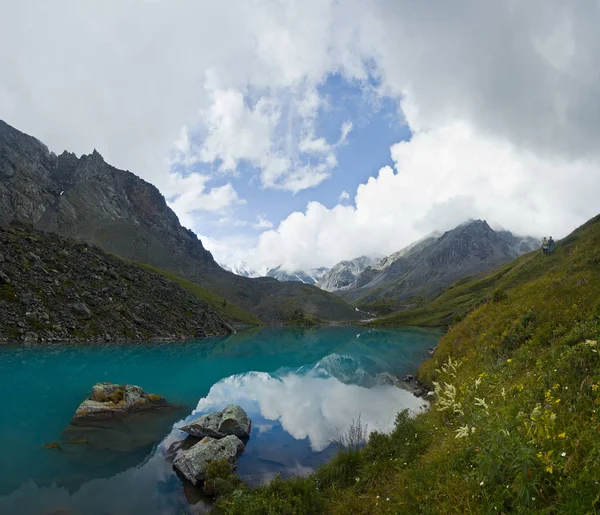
[0,222,231,343]
[316,256,379,292]
[0,120,360,324]
[339,220,538,305]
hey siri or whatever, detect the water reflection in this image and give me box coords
[0,326,441,514]
[194,368,427,453]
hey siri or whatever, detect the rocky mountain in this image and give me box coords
[0,120,361,324]
[338,220,539,305]
[265,265,330,285]
[0,221,231,343]
[317,256,379,292]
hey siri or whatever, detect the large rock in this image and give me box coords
[173,435,245,486]
[71,382,167,424]
[180,405,251,440]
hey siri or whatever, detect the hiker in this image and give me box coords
[548,236,555,255]
[542,237,549,256]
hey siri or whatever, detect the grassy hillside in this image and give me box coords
[211,214,600,513]
[136,263,263,327]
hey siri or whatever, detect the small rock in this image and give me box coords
[71,382,168,423]
[173,435,245,486]
[71,302,92,319]
[180,405,251,441]
[0,269,10,284]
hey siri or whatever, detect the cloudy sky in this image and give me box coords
[2,1,600,270]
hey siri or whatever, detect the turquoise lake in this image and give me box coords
[0,325,442,515]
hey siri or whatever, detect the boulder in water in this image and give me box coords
[173,435,245,486]
[71,382,167,424]
[180,404,251,440]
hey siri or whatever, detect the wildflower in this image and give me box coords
[386,498,390,501]
[507,359,513,363]
[561,452,566,457]
[355,477,360,482]
[474,397,489,411]
[454,425,471,439]
[558,432,566,438]
[480,481,484,486]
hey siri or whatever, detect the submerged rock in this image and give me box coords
[71,382,167,424]
[173,435,245,486]
[180,404,251,440]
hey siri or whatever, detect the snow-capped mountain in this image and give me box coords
[266,265,330,285]
[219,261,268,278]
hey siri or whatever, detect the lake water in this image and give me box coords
[0,325,441,515]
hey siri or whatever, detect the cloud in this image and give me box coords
[4,1,600,268]
[252,120,600,270]
[338,121,353,144]
[253,215,274,230]
[338,190,351,203]
[164,173,245,229]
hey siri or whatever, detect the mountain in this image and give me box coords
[0,221,231,343]
[0,120,361,324]
[316,255,379,292]
[338,220,538,306]
[265,265,330,285]
[220,261,267,279]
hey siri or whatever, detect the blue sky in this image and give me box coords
[186,75,412,253]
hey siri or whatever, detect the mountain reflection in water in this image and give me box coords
[0,326,441,515]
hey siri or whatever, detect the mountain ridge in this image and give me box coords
[0,120,361,324]
[337,219,538,307]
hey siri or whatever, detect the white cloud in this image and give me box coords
[338,190,351,203]
[253,215,274,230]
[4,1,600,269]
[164,173,245,230]
[339,121,353,144]
[252,120,600,270]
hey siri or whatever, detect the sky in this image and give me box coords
[2,1,600,271]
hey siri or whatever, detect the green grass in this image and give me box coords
[135,262,262,327]
[212,213,600,514]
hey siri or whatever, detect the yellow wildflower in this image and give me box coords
[558,432,566,439]
[506,359,513,363]
[546,465,553,474]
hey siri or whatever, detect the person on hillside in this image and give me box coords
[542,237,549,256]
[548,236,555,255]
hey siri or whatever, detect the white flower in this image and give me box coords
[454,425,470,439]
[475,397,489,411]
[561,452,566,457]
[480,481,484,486]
